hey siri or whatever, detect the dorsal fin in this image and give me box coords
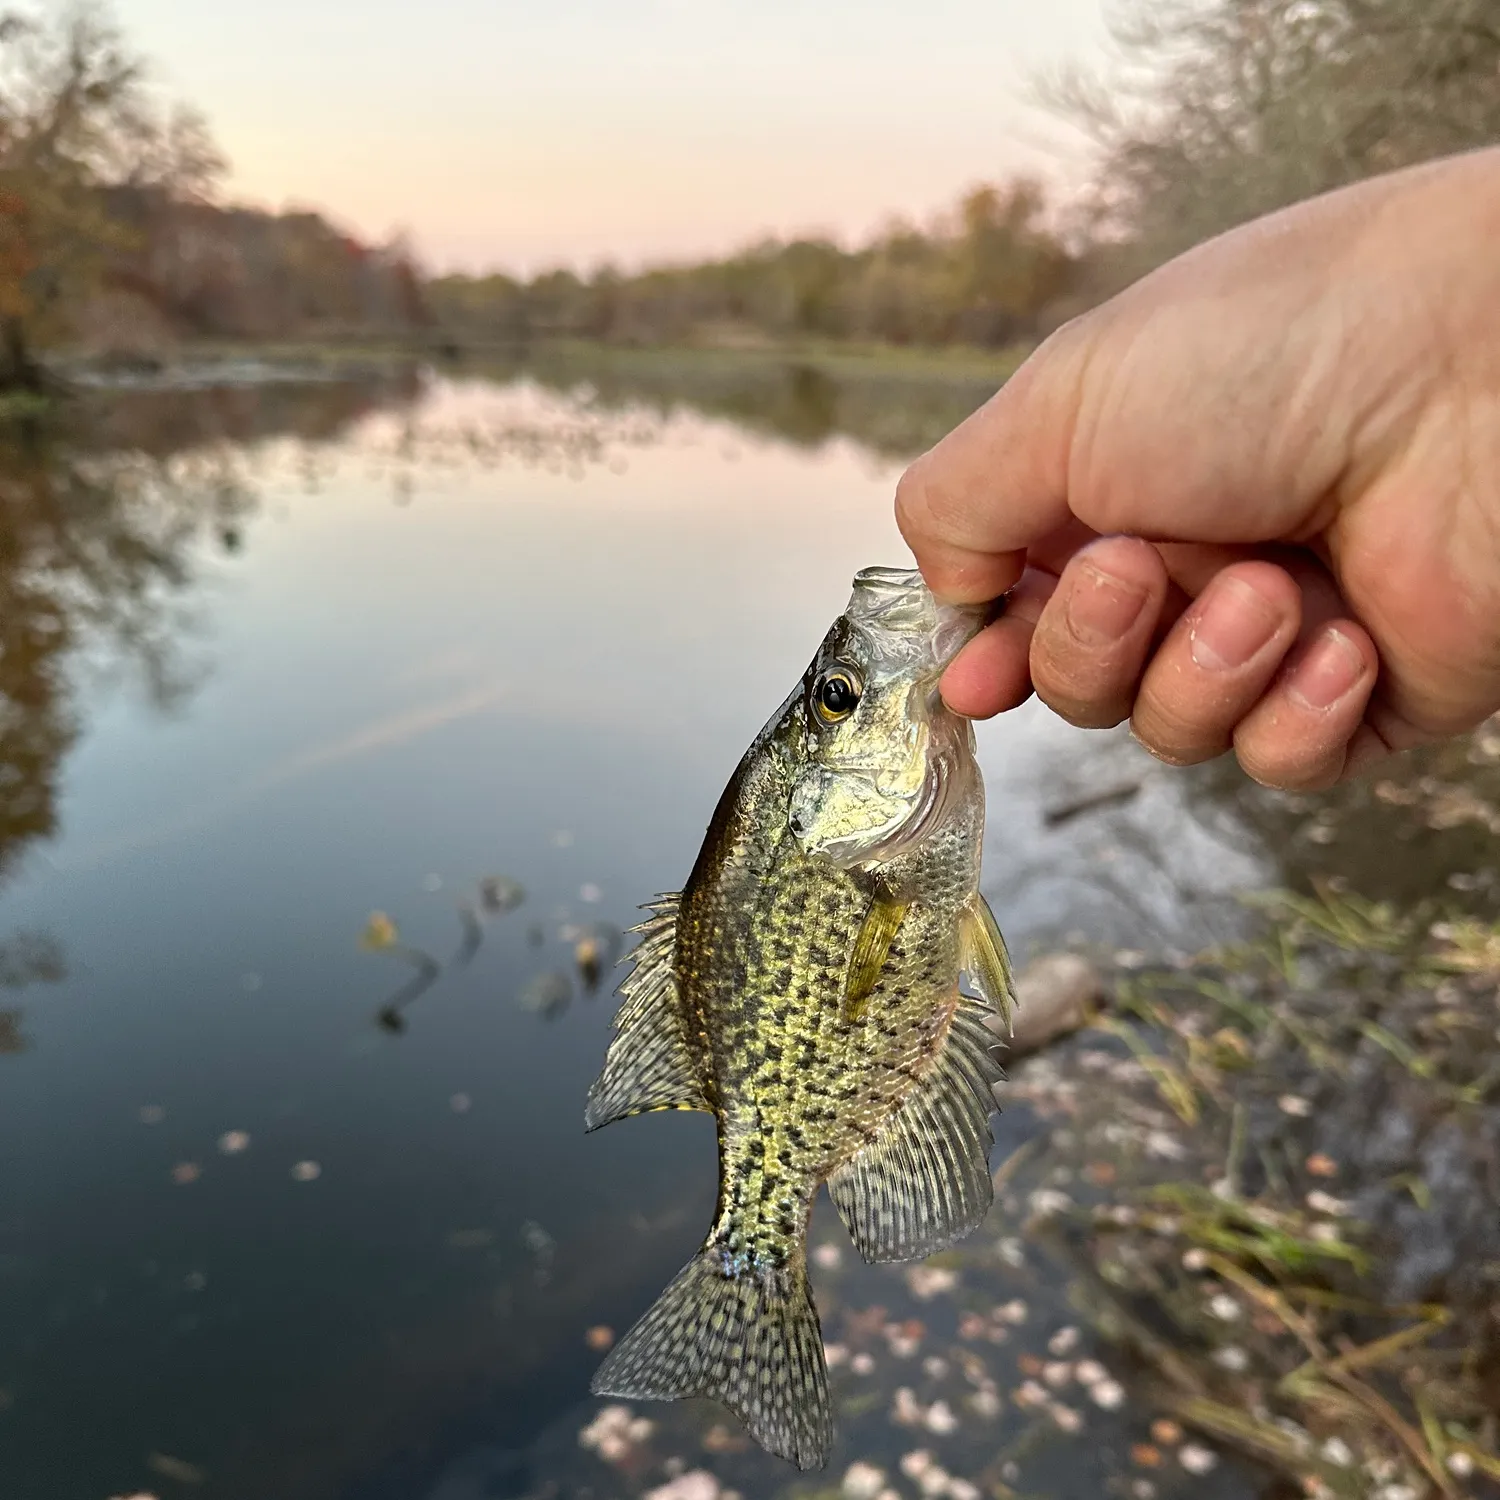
[584,894,710,1132]
[827,996,1002,1262]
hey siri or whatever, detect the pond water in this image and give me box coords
[0,358,1491,1500]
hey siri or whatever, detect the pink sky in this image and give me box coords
[112,0,1109,274]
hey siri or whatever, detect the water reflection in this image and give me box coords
[0,375,422,1058]
[478,345,1009,460]
[0,358,1493,1500]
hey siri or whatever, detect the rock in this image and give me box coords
[998,954,1104,1057]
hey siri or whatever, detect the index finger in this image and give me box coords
[894,321,1087,603]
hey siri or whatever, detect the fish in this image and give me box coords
[584,565,1016,1469]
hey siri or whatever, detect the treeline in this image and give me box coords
[6,0,1500,380]
[100,188,427,344]
[432,0,1500,352]
[428,180,1075,350]
[0,3,427,390]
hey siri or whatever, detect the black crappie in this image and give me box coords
[585,566,1015,1468]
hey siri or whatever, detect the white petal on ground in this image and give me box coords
[812,1242,843,1270]
[1306,1190,1352,1215]
[891,1388,925,1426]
[1027,1188,1073,1217]
[290,1161,322,1182]
[217,1131,251,1155]
[1089,1379,1126,1410]
[905,1265,958,1300]
[923,1401,958,1435]
[1144,1130,1187,1161]
[1048,1402,1083,1433]
[1047,1326,1080,1356]
[644,1471,721,1500]
[840,1461,886,1500]
[1178,1445,1219,1475]
[1208,1293,1242,1321]
[917,1467,952,1498]
[969,1388,1003,1419]
[899,1450,934,1479]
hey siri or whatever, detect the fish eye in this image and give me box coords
[813,666,862,724]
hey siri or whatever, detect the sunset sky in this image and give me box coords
[111,0,1112,274]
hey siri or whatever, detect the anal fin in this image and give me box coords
[584,893,709,1132]
[828,997,1002,1263]
[960,893,1016,1034]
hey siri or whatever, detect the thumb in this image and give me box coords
[895,319,1090,604]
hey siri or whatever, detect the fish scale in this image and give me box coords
[584,566,1018,1469]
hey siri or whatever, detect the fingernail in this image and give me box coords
[1064,561,1147,645]
[1189,576,1284,671]
[1288,628,1367,710]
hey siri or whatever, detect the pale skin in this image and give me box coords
[895,146,1500,791]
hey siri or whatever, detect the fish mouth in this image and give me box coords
[846,567,986,677]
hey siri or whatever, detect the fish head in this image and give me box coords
[787,566,985,868]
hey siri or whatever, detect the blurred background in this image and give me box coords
[0,3,1498,1499]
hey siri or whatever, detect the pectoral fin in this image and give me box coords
[960,893,1016,1034]
[844,891,910,1022]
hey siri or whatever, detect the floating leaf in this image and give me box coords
[361,911,399,950]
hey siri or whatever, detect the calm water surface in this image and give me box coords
[1,363,1461,1500]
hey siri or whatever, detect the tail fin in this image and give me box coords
[590,1249,832,1470]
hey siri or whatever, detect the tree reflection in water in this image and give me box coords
[0,368,424,1043]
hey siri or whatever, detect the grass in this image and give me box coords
[1012,876,1500,1497]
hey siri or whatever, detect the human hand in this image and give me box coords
[896,147,1500,790]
